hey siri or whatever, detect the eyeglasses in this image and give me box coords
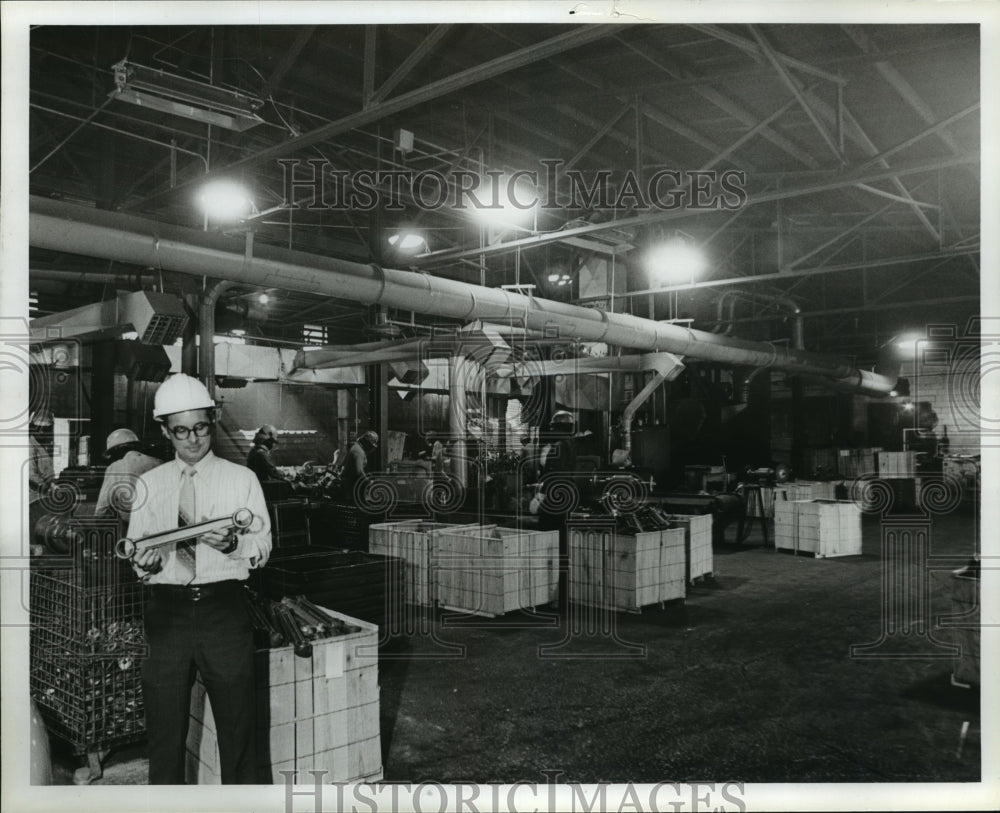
[166,421,213,440]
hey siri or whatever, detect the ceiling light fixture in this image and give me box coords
[647,234,707,285]
[109,59,265,132]
[197,180,255,223]
[388,232,427,252]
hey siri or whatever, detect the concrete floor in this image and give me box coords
[46,505,981,785]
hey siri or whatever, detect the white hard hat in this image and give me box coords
[152,374,215,420]
[106,428,139,451]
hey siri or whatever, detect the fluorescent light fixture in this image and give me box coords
[388,232,427,252]
[198,180,254,222]
[110,60,264,132]
[895,335,920,352]
[647,239,707,284]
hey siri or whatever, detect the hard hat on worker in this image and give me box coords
[253,424,279,447]
[152,374,216,421]
[104,427,142,462]
[550,410,575,427]
[105,428,139,452]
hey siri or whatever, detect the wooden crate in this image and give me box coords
[435,526,558,617]
[773,499,862,558]
[838,448,879,479]
[665,514,713,582]
[186,608,382,785]
[569,526,686,613]
[794,480,839,500]
[368,520,478,606]
[878,451,917,477]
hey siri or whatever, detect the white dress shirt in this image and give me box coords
[126,451,271,585]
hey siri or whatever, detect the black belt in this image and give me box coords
[145,580,245,602]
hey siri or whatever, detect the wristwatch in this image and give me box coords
[221,531,239,555]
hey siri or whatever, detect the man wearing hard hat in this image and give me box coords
[246,424,290,486]
[126,374,271,784]
[94,428,162,519]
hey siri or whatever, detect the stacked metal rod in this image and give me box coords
[245,590,361,658]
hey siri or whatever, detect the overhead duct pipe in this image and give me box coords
[199,280,234,400]
[29,197,897,396]
[713,290,803,350]
[619,353,686,459]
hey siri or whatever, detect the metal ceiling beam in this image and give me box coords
[854,102,980,172]
[413,153,976,265]
[786,198,899,269]
[688,24,847,85]
[841,25,967,157]
[694,23,950,245]
[370,25,452,105]
[760,295,980,321]
[564,101,634,173]
[486,27,720,173]
[613,35,821,170]
[620,246,979,297]
[362,26,377,108]
[836,103,942,244]
[127,24,624,210]
[747,25,843,165]
[262,26,316,98]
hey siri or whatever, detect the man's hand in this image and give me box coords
[199,528,236,551]
[134,547,163,574]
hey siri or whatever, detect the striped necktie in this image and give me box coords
[176,465,198,583]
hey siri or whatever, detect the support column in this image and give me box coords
[367,364,388,472]
[449,355,469,488]
[336,389,351,460]
[91,339,115,462]
[181,293,199,376]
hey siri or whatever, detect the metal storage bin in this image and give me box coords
[29,519,147,771]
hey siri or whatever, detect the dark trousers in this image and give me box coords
[142,581,257,784]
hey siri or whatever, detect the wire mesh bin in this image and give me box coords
[29,518,147,757]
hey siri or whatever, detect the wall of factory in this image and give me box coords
[898,353,980,455]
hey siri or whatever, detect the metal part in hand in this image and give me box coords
[115,508,254,559]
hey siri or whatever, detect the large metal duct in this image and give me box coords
[29,196,897,396]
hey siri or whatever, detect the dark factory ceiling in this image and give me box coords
[26,21,981,366]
